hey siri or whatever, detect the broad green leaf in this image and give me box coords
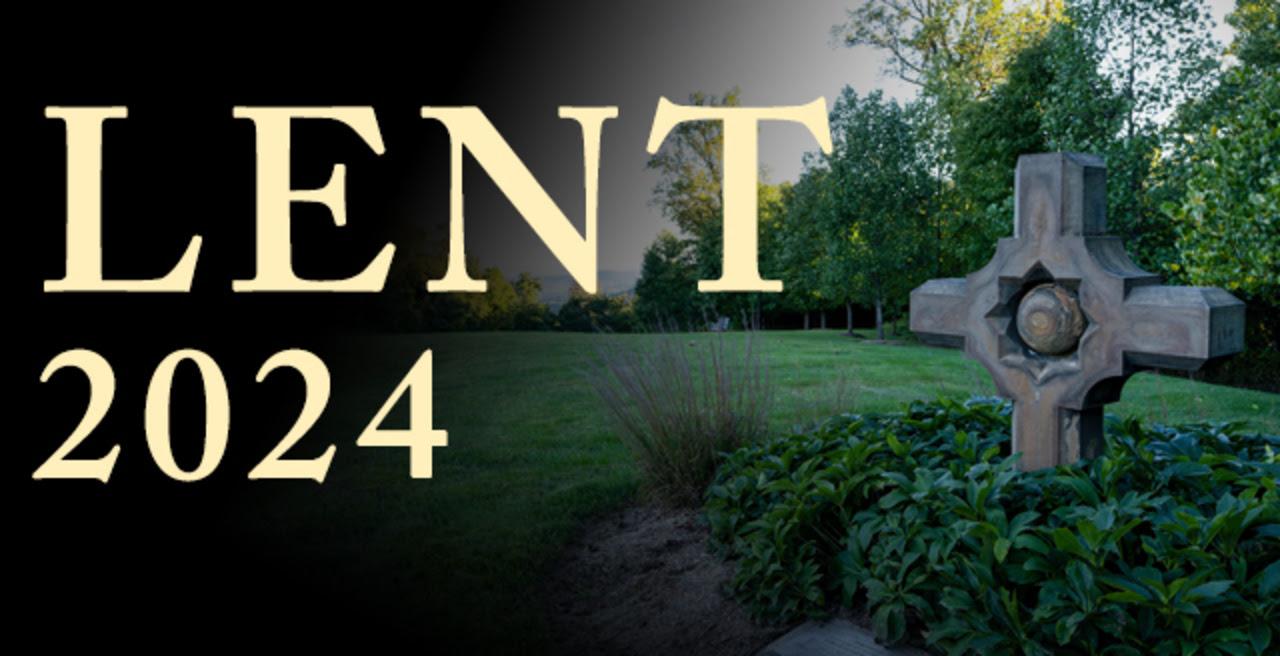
[994,537,1011,563]
[1260,561,1280,597]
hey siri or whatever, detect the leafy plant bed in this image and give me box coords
[706,398,1280,655]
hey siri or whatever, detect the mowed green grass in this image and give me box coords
[241,330,1280,649]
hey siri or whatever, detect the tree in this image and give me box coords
[650,87,747,320]
[945,0,1220,274]
[1161,0,1279,392]
[813,88,934,339]
[512,273,552,330]
[464,267,518,330]
[950,34,1054,268]
[384,226,480,331]
[950,21,1124,267]
[557,287,638,333]
[646,89,740,288]
[1060,0,1220,271]
[837,1,1064,279]
[1069,0,1218,135]
[1225,0,1278,70]
[384,226,554,332]
[634,230,701,329]
[1164,38,1279,302]
[836,0,1062,106]
[746,181,792,328]
[646,89,795,327]
[773,171,830,328]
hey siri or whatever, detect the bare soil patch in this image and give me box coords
[544,505,788,656]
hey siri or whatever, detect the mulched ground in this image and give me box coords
[543,505,789,656]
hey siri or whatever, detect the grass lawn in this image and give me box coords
[238,330,1280,649]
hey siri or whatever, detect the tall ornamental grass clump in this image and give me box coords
[592,332,773,505]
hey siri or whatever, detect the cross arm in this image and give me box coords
[1121,285,1245,371]
[910,278,968,349]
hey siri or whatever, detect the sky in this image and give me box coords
[458,0,1240,287]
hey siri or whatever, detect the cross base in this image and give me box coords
[1011,401,1102,470]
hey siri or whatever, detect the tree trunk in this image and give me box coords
[846,302,854,335]
[935,160,945,277]
[1127,18,1136,145]
[875,297,885,341]
[803,311,810,331]
[820,311,827,330]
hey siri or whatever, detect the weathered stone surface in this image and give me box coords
[909,152,1246,471]
[911,278,967,349]
[758,619,928,656]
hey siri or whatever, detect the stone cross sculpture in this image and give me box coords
[910,153,1245,471]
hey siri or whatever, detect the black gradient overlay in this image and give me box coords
[12,4,870,650]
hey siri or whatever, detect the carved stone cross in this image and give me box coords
[910,153,1245,471]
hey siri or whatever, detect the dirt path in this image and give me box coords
[543,505,789,656]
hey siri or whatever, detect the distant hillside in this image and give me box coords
[539,270,639,308]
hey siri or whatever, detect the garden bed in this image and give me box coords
[705,398,1280,655]
[543,505,787,656]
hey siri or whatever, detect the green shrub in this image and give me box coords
[706,398,1280,655]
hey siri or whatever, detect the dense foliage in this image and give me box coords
[706,398,1280,654]
[385,229,640,332]
[1162,1,1280,391]
[628,0,1279,389]
[634,230,702,329]
[555,286,639,333]
[1167,65,1278,301]
[813,90,934,339]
